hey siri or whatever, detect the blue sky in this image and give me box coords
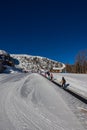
[0,0,87,64]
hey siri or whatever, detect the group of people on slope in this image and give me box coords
[45,71,54,81]
[45,71,66,88]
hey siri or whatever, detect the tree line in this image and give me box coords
[66,50,87,73]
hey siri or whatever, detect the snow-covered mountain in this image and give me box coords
[11,54,65,72]
[0,50,65,73]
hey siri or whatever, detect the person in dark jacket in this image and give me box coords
[61,77,66,88]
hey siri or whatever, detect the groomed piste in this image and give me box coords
[0,73,86,130]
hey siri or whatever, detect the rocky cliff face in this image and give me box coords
[0,62,5,73]
[0,50,14,73]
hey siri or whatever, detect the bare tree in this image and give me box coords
[75,50,87,73]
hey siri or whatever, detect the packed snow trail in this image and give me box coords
[0,73,85,130]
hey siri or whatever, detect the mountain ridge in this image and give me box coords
[0,50,65,73]
[11,54,65,72]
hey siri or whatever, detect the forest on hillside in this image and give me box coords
[66,50,87,73]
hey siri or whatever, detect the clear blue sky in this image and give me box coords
[0,0,87,64]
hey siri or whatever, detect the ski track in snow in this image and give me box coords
[0,73,86,130]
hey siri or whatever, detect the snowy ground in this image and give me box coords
[53,73,87,98]
[0,73,86,130]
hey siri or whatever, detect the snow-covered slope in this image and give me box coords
[53,73,87,98]
[0,73,85,130]
[11,54,65,72]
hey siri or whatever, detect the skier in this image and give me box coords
[50,73,53,81]
[61,77,66,88]
[46,71,50,79]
